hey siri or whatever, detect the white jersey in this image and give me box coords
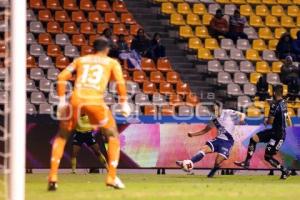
[212,109,243,141]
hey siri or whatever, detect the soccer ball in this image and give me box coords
[182,160,194,172]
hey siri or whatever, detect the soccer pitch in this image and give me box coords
[25,173,300,200]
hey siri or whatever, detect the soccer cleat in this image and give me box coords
[175,160,184,168]
[106,176,125,189]
[280,170,291,180]
[234,161,250,169]
[47,181,58,191]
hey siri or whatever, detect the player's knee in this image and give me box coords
[264,153,272,162]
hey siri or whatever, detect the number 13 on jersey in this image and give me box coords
[80,64,103,89]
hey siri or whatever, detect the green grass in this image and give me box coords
[25,173,300,200]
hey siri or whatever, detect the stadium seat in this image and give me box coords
[218,72,232,84]
[170,13,186,26]
[72,34,87,46]
[177,2,192,15]
[64,45,80,58]
[256,61,271,73]
[227,83,242,96]
[144,105,157,116]
[186,93,199,106]
[27,55,37,68]
[30,44,45,56]
[88,11,103,23]
[243,83,257,96]
[97,23,110,34]
[202,14,213,26]
[237,96,252,108]
[143,81,157,94]
[246,49,261,61]
[55,10,70,22]
[47,21,62,34]
[105,12,120,24]
[244,27,258,39]
[262,0,277,4]
[153,93,167,105]
[208,60,222,73]
[253,39,267,51]
[272,61,282,73]
[161,105,175,116]
[187,13,202,26]
[39,78,52,92]
[247,106,262,117]
[275,28,287,39]
[30,0,45,9]
[205,38,219,50]
[130,24,142,35]
[240,4,253,16]
[135,93,151,106]
[195,26,209,38]
[30,21,45,33]
[49,92,59,104]
[287,5,299,17]
[38,103,52,114]
[47,0,62,10]
[287,108,296,117]
[250,72,262,84]
[268,39,278,51]
[214,49,229,60]
[231,0,246,4]
[161,2,176,15]
[150,71,165,83]
[224,61,239,73]
[47,68,60,80]
[188,37,203,50]
[47,44,62,57]
[176,82,190,95]
[27,33,37,45]
[250,15,264,27]
[27,9,37,21]
[267,73,281,85]
[26,79,38,92]
[133,70,147,83]
[291,28,300,39]
[157,58,172,72]
[277,0,293,4]
[96,1,111,12]
[247,0,262,3]
[38,9,53,22]
[38,55,54,69]
[81,45,94,56]
[160,82,174,95]
[234,72,248,84]
[221,39,234,50]
[258,27,274,40]
[38,33,54,45]
[195,105,210,117]
[80,0,95,11]
[224,4,237,15]
[63,0,79,11]
[63,22,79,34]
[55,55,70,69]
[121,13,136,25]
[71,10,87,23]
[255,5,270,17]
[230,48,245,61]
[27,103,37,115]
[178,105,194,116]
[193,3,207,15]
[169,94,183,106]
[80,22,96,34]
[208,4,221,15]
[30,68,45,80]
[198,48,213,60]
[293,0,300,5]
[262,50,278,61]
[179,26,194,38]
[271,5,285,17]
[55,34,70,46]
[281,16,296,28]
[112,1,128,13]
[240,60,255,73]
[141,58,156,71]
[166,71,180,83]
[126,81,140,95]
[237,39,250,50]
[265,15,280,28]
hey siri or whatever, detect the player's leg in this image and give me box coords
[71,144,81,174]
[264,139,290,179]
[235,129,271,168]
[207,154,226,178]
[90,143,108,170]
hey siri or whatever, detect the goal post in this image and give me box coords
[9,0,27,199]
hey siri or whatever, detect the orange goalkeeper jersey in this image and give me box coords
[57,54,127,104]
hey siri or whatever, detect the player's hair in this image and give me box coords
[93,37,110,52]
[273,85,283,96]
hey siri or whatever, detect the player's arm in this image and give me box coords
[111,60,131,116]
[235,111,246,125]
[265,102,276,125]
[187,121,215,137]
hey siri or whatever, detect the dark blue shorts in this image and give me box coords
[206,138,234,159]
[72,131,97,146]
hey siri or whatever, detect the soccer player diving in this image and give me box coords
[234,85,292,179]
[48,37,131,191]
[176,104,246,178]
